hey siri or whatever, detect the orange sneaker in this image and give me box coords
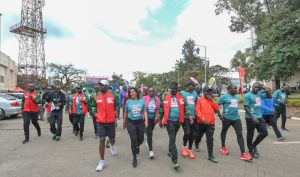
[240,152,252,161]
[187,150,195,159]
[182,147,188,157]
[220,146,229,155]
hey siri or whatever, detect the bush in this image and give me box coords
[287,98,300,107]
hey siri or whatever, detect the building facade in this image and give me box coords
[0,51,17,91]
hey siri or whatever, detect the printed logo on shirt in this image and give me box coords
[148,101,156,113]
[97,100,103,103]
[255,97,261,106]
[107,98,114,104]
[132,105,142,117]
[229,99,238,107]
[171,98,178,107]
[281,94,286,100]
[179,99,184,105]
[187,96,195,105]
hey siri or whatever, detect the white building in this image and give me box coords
[0,51,17,91]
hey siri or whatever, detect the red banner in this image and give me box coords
[239,68,245,97]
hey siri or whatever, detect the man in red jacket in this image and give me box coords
[71,85,88,141]
[95,80,120,172]
[195,86,223,163]
[159,81,191,170]
[21,83,42,144]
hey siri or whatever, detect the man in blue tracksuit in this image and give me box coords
[262,87,285,141]
[272,86,289,131]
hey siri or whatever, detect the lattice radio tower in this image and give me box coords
[10,0,46,85]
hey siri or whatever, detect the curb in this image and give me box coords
[291,117,300,121]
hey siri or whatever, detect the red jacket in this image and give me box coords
[95,92,116,124]
[162,93,185,125]
[23,91,39,112]
[71,93,88,114]
[195,96,220,125]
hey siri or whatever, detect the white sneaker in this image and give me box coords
[111,146,117,156]
[149,151,154,159]
[96,160,105,172]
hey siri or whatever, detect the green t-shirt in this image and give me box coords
[147,98,157,119]
[169,96,180,121]
[217,93,240,120]
[125,99,145,121]
[244,92,263,119]
[272,89,287,105]
[180,90,197,119]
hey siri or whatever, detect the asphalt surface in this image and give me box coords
[1,113,300,177]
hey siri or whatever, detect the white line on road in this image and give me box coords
[273,141,300,145]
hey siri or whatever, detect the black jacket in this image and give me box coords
[49,91,66,111]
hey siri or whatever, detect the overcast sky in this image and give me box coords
[0,0,250,80]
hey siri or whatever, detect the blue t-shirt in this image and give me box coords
[147,98,156,120]
[169,96,180,121]
[272,89,287,106]
[217,93,240,120]
[244,92,263,119]
[180,90,197,119]
[125,99,146,121]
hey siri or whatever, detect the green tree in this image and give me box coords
[47,63,86,90]
[208,65,230,85]
[255,1,300,88]
[110,73,124,86]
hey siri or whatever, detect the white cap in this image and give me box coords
[99,80,109,86]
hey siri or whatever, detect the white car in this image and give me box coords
[0,94,22,120]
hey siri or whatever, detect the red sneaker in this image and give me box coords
[220,147,229,155]
[182,147,188,157]
[240,153,252,161]
[187,150,195,159]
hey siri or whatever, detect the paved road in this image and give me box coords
[1,114,300,177]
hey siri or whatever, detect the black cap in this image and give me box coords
[203,86,212,92]
[185,80,196,87]
[75,85,82,89]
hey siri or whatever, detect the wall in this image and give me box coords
[0,51,17,91]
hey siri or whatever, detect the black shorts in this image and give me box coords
[97,123,115,138]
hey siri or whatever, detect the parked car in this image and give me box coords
[0,94,22,120]
[5,93,24,99]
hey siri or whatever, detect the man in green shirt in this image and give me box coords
[244,83,268,159]
[217,84,252,161]
[272,86,289,131]
[180,81,198,159]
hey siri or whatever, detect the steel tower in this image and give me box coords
[10,0,46,85]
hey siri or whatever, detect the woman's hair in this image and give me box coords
[128,87,140,99]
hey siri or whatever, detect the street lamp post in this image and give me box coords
[0,13,2,55]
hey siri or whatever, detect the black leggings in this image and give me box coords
[182,118,197,149]
[275,105,287,128]
[246,118,268,151]
[221,118,245,153]
[195,124,215,157]
[127,119,145,159]
[146,119,155,151]
[263,114,282,138]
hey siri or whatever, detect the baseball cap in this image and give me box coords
[98,80,109,86]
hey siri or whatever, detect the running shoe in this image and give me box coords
[111,146,117,156]
[240,153,252,161]
[96,160,105,172]
[187,150,195,159]
[220,146,229,155]
[181,147,188,157]
[208,156,218,163]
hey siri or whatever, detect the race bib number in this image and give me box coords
[229,99,238,107]
[255,98,261,106]
[171,99,178,107]
[187,96,195,105]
